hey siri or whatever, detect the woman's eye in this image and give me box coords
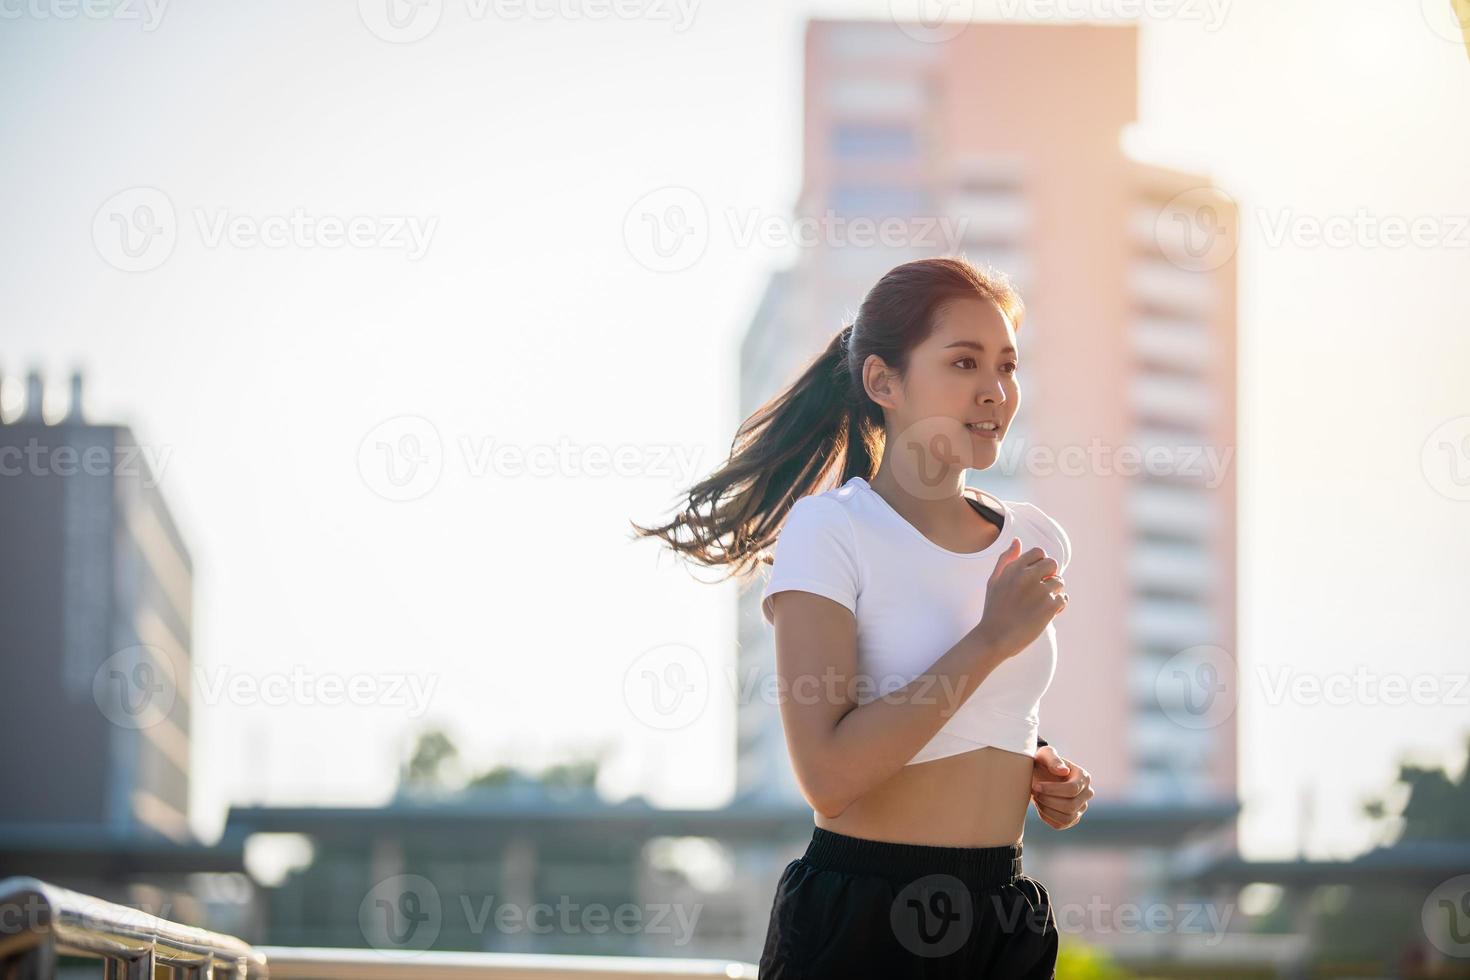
[956,358,1018,374]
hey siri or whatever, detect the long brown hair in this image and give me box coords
[629,255,1025,580]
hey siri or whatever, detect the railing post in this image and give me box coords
[102,950,155,980]
[3,936,57,980]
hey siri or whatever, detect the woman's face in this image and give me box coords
[872,296,1021,479]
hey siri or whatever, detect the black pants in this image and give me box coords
[758,826,1059,978]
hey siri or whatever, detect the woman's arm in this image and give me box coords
[769,589,1015,819]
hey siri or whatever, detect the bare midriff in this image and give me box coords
[813,744,1035,847]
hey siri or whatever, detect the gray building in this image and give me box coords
[0,370,228,904]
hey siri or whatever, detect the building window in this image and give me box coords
[831,122,919,160]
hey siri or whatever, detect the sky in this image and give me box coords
[1,0,1467,864]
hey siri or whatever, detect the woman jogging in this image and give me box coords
[632,256,1095,977]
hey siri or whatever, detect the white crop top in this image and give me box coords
[760,475,1071,765]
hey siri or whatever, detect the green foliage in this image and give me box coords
[1055,942,1139,978]
[399,727,602,797]
[1362,732,1470,842]
[402,727,459,789]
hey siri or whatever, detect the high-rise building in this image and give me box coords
[0,370,195,844]
[737,19,1239,958]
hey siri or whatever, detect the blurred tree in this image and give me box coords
[397,726,604,798]
[1309,732,1470,975]
[1055,943,1140,978]
[401,727,460,790]
[1362,734,1470,842]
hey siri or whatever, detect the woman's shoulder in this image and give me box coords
[1002,498,1072,572]
[786,480,863,520]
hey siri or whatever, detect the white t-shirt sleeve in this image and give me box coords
[1014,501,1072,574]
[760,495,860,626]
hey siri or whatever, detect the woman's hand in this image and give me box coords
[973,539,1068,660]
[1030,745,1093,830]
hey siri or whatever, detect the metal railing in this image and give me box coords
[0,878,758,979]
[0,876,268,978]
[257,947,756,979]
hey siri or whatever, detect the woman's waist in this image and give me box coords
[814,745,1033,848]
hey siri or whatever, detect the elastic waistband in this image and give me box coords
[801,826,1023,891]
